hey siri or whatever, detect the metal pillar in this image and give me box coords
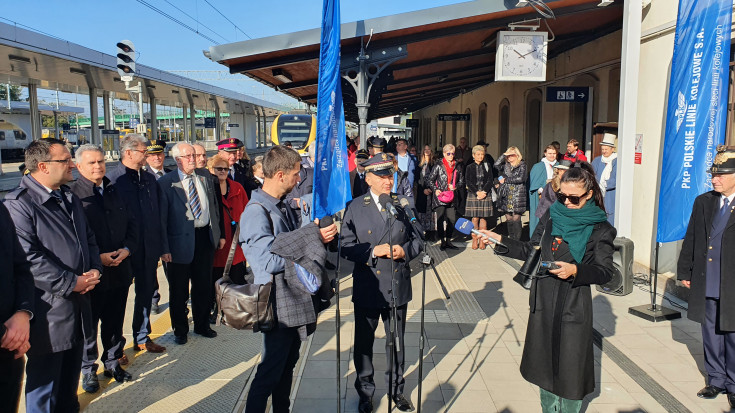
[150,97,158,141]
[215,105,221,142]
[262,107,268,146]
[103,91,113,129]
[183,104,190,143]
[28,83,41,140]
[89,87,100,145]
[255,108,261,147]
[190,105,196,143]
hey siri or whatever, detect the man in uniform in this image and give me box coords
[217,138,251,196]
[368,136,387,157]
[679,145,735,408]
[143,139,170,179]
[349,149,370,198]
[341,153,423,413]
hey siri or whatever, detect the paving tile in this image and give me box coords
[439,390,496,412]
[484,380,538,402]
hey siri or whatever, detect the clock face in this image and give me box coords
[501,34,546,77]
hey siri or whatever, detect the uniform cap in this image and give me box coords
[355,149,370,160]
[217,138,243,151]
[146,139,166,154]
[361,152,395,176]
[710,145,735,174]
[367,136,386,149]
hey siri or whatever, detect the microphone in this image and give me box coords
[378,193,399,218]
[399,198,417,223]
[454,218,506,248]
[318,215,334,228]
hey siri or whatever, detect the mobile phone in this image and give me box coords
[540,261,560,270]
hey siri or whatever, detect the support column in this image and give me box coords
[150,98,158,140]
[89,88,100,145]
[255,109,261,147]
[28,83,41,140]
[53,112,59,140]
[189,106,196,143]
[183,104,190,143]
[262,108,268,146]
[215,105,221,142]
[615,0,642,237]
[103,91,113,129]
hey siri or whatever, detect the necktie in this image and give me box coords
[156,171,163,178]
[720,198,731,219]
[95,186,103,202]
[51,190,69,214]
[230,167,235,180]
[188,176,202,220]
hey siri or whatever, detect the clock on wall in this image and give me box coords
[495,31,548,82]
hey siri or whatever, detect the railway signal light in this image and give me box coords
[116,40,136,81]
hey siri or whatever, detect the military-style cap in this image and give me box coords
[367,136,386,149]
[710,145,735,174]
[146,139,166,154]
[554,159,572,170]
[476,140,489,147]
[216,138,243,151]
[360,152,395,176]
[355,149,370,160]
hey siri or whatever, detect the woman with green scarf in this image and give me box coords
[480,162,616,412]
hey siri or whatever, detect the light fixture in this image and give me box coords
[598,0,614,5]
[508,18,541,31]
[272,68,292,83]
[8,55,31,64]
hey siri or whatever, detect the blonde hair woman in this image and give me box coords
[494,146,527,240]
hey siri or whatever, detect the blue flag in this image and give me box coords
[657,0,731,243]
[312,0,351,220]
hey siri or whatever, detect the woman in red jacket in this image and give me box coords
[208,154,249,319]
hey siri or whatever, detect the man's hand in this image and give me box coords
[1,311,31,352]
[110,248,130,266]
[161,253,172,263]
[13,341,30,359]
[373,244,391,258]
[318,223,337,244]
[100,252,116,266]
[73,270,101,294]
[218,239,226,250]
[391,245,406,260]
[681,280,691,288]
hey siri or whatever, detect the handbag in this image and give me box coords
[437,170,457,203]
[215,209,275,332]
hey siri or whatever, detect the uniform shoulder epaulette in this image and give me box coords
[363,194,371,205]
[4,187,28,200]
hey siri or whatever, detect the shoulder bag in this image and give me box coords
[437,170,457,203]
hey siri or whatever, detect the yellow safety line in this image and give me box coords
[77,308,173,410]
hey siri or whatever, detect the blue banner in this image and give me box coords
[657,0,731,243]
[312,0,351,220]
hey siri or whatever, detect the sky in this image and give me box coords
[2,0,471,110]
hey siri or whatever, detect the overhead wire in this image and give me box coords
[133,0,221,45]
[161,0,230,43]
[201,0,252,40]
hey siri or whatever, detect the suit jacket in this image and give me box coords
[158,168,224,264]
[341,192,422,309]
[4,175,103,355]
[0,202,34,340]
[69,175,137,290]
[678,191,735,330]
[230,163,254,198]
[349,169,369,199]
[107,162,164,260]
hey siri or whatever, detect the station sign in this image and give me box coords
[437,114,470,121]
[204,117,217,128]
[546,86,589,103]
[228,123,239,128]
[406,119,419,128]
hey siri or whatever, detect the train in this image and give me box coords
[270,113,316,155]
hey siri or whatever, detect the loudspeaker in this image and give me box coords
[596,237,634,296]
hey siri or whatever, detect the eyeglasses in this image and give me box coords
[178,154,196,159]
[195,154,207,158]
[556,192,588,205]
[43,158,73,165]
[213,167,229,172]
[445,152,454,156]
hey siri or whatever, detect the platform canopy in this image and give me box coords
[207,0,622,121]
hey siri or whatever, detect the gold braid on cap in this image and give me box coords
[714,146,735,165]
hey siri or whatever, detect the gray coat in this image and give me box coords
[158,168,224,264]
[4,175,103,355]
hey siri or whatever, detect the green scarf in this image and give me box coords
[549,200,608,263]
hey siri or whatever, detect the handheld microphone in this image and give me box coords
[399,198,417,223]
[378,194,399,218]
[454,218,505,247]
[318,215,334,228]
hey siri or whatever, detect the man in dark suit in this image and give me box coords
[349,149,370,198]
[70,144,138,392]
[0,201,33,413]
[5,138,103,412]
[341,153,423,413]
[108,134,167,354]
[679,145,735,408]
[159,142,225,344]
[239,145,337,413]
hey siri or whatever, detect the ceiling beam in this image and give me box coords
[383,71,493,95]
[390,63,490,86]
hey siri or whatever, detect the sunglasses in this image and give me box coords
[445,152,454,156]
[213,167,229,172]
[556,192,588,205]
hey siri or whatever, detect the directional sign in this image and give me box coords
[228,123,240,128]
[546,86,589,103]
[437,114,470,121]
[406,119,419,128]
[204,117,217,128]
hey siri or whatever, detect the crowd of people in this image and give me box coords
[0,130,629,413]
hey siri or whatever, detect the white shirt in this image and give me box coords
[369,189,385,215]
[178,169,211,228]
[721,193,735,209]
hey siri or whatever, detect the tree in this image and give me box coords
[0,84,22,101]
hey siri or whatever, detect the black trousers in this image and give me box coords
[167,227,215,336]
[435,205,457,241]
[354,304,408,400]
[81,283,130,374]
[25,345,83,413]
[131,254,159,345]
[151,261,168,306]
[0,349,24,413]
[702,298,735,392]
[245,326,302,413]
[211,263,247,312]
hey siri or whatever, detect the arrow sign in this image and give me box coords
[546,86,589,103]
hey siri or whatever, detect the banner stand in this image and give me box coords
[628,242,682,322]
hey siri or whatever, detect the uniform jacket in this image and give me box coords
[349,169,369,199]
[341,192,423,309]
[4,175,103,355]
[678,191,735,330]
[158,168,224,264]
[494,155,528,214]
[213,179,249,268]
[69,175,137,290]
[428,161,464,208]
[107,162,164,260]
[231,162,254,198]
[0,202,34,340]
[501,211,615,400]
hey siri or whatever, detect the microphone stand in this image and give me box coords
[386,212,397,413]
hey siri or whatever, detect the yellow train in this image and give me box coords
[270,113,316,155]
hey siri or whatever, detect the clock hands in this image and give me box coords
[513,49,525,59]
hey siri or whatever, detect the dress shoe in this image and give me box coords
[728,392,735,408]
[194,328,218,338]
[82,372,99,393]
[174,335,188,345]
[118,353,129,366]
[697,384,726,399]
[392,393,415,412]
[104,365,133,383]
[134,340,167,353]
[358,397,373,413]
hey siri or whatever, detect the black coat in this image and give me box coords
[428,161,464,208]
[341,193,423,309]
[500,211,615,400]
[107,162,164,260]
[678,191,735,330]
[0,202,34,340]
[415,162,434,214]
[69,175,137,290]
[4,175,103,355]
[349,169,369,199]
[465,161,495,194]
[234,161,256,198]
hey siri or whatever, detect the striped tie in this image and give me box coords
[188,176,202,220]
